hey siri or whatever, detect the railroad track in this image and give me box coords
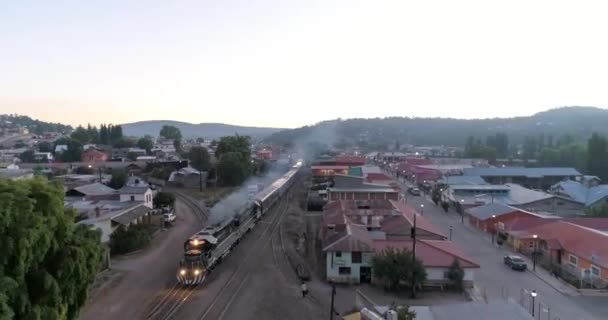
[144,191,208,320]
[198,189,293,320]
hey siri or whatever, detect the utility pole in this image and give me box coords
[199,170,203,192]
[98,167,102,183]
[329,284,336,320]
[411,214,417,299]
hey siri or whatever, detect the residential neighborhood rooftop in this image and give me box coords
[463,167,582,178]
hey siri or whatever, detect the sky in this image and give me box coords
[2,0,608,129]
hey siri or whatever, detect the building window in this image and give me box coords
[352,252,362,263]
[591,265,601,278]
[130,195,135,201]
[569,255,578,266]
[335,251,342,258]
[339,267,351,275]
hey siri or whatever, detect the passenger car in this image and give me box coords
[504,255,527,271]
[408,187,421,196]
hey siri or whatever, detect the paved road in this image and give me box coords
[396,177,601,320]
[80,199,203,320]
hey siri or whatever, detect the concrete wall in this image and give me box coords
[120,189,153,208]
[326,251,373,284]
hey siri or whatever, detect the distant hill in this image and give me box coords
[264,106,608,149]
[121,120,284,139]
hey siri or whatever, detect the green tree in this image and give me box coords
[38,141,53,153]
[153,192,176,209]
[136,136,154,153]
[372,247,427,291]
[108,169,127,189]
[99,124,109,145]
[70,125,90,143]
[150,167,173,181]
[19,150,36,163]
[585,203,608,217]
[160,125,182,141]
[217,152,249,186]
[187,146,211,172]
[126,152,139,161]
[446,259,465,292]
[523,136,538,159]
[587,133,608,181]
[397,306,417,320]
[112,137,135,149]
[55,138,83,162]
[109,224,153,255]
[109,125,123,145]
[0,178,103,319]
[215,135,251,161]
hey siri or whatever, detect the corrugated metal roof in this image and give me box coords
[111,205,152,225]
[437,176,487,186]
[372,239,479,268]
[464,167,581,177]
[552,180,608,206]
[72,183,117,196]
[119,186,150,195]
[467,203,520,220]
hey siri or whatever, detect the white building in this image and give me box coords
[75,202,152,243]
[119,186,154,208]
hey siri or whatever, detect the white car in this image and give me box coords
[163,212,176,224]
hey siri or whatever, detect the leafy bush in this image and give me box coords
[109,224,154,255]
[446,259,465,292]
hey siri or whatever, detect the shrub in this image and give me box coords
[109,224,154,255]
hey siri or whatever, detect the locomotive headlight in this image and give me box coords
[180,269,186,276]
[194,269,200,275]
[193,239,199,246]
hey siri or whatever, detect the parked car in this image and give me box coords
[408,187,421,196]
[163,212,176,224]
[504,255,527,271]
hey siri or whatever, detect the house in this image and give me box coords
[320,200,472,285]
[119,186,153,208]
[378,152,408,163]
[335,155,366,166]
[83,144,97,150]
[65,183,118,201]
[76,202,153,243]
[33,152,53,162]
[551,180,608,209]
[395,158,432,178]
[256,149,273,160]
[373,239,479,287]
[364,173,393,186]
[136,156,157,162]
[81,149,108,163]
[168,167,207,189]
[128,148,147,156]
[311,165,349,178]
[327,175,399,201]
[507,220,608,285]
[463,167,582,190]
[466,203,548,233]
[55,144,68,154]
[446,183,585,217]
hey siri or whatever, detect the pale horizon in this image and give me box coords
[2,1,608,128]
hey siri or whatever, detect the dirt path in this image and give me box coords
[80,200,202,320]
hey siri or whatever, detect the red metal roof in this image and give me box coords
[365,173,392,181]
[322,223,374,252]
[335,155,366,165]
[372,239,479,268]
[511,220,608,268]
[390,200,447,239]
[311,165,349,170]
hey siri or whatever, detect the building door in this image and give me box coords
[360,267,372,283]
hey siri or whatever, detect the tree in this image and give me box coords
[99,124,109,145]
[13,141,26,148]
[446,259,465,292]
[397,306,417,320]
[108,169,127,189]
[150,167,173,181]
[38,141,53,153]
[160,125,182,141]
[523,136,538,159]
[587,133,608,181]
[215,135,251,161]
[187,146,211,172]
[71,125,90,143]
[55,138,83,163]
[0,178,103,319]
[109,224,153,255]
[112,137,135,149]
[153,192,176,209]
[136,136,154,153]
[109,125,123,145]
[19,150,36,163]
[372,247,427,291]
[217,152,249,186]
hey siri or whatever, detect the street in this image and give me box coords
[396,176,603,320]
[80,199,203,320]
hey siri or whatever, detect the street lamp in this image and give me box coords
[530,290,537,317]
[532,234,538,271]
[449,225,453,241]
[420,204,424,216]
[491,215,496,244]
[460,199,465,223]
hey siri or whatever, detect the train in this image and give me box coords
[176,159,303,285]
